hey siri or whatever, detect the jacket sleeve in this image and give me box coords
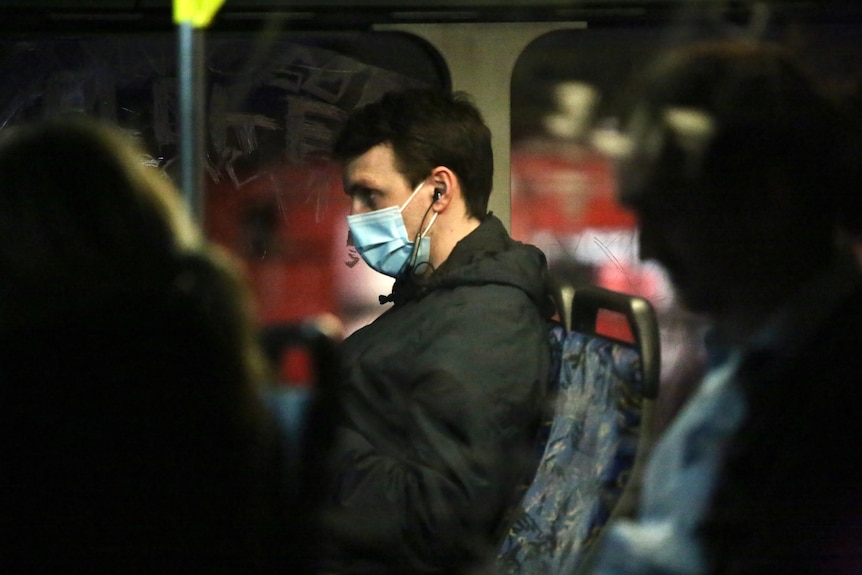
[317,284,551,572]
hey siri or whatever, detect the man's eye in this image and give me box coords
[359,191,378,210]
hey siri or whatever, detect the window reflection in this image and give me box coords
[0,33,444,343]
[510,21,862,432]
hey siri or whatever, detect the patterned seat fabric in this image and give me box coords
[497,329,645,575]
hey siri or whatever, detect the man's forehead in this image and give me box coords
[342,143,400,186]
[342,172,377,194]
[342,164,378,195]
[341,150,418,215]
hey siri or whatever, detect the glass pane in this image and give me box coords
[0,31,446,345]
[511,20,862,430]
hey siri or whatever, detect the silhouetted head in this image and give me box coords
[0,117,295,573]
[613,41,860,324]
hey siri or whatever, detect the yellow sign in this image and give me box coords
[173,0,226,28]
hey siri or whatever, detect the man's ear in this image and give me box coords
[430,166,457,212]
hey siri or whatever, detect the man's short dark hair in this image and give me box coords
[332,89,493,219]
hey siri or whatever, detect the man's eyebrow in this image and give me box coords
[345,181,377,196]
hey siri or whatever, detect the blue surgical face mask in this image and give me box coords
[347,181,438,278]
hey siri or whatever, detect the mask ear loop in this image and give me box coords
[407,198,439,275]
[399,178,438,278]
[399,181,427,213]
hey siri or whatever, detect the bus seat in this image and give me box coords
[261,321,340,469]
[260,320,341,568]
[497,284,660,575]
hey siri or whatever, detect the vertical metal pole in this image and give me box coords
[177,22,205,224]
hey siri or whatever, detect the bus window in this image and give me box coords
[510,16,862,431]
[0,31,447,339]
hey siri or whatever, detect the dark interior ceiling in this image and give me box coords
[0,1,857,33]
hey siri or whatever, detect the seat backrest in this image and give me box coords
[261,321,341,470]
[260,320,342,571]
[497,284,660,575]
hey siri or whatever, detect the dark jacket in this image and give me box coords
[703,260,862,574]
[318,214,556,574]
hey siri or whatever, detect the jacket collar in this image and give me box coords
[380,213,519,307]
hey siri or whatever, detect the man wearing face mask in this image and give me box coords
[315,89,557,574]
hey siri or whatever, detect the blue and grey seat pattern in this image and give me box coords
[498,285,660,575]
